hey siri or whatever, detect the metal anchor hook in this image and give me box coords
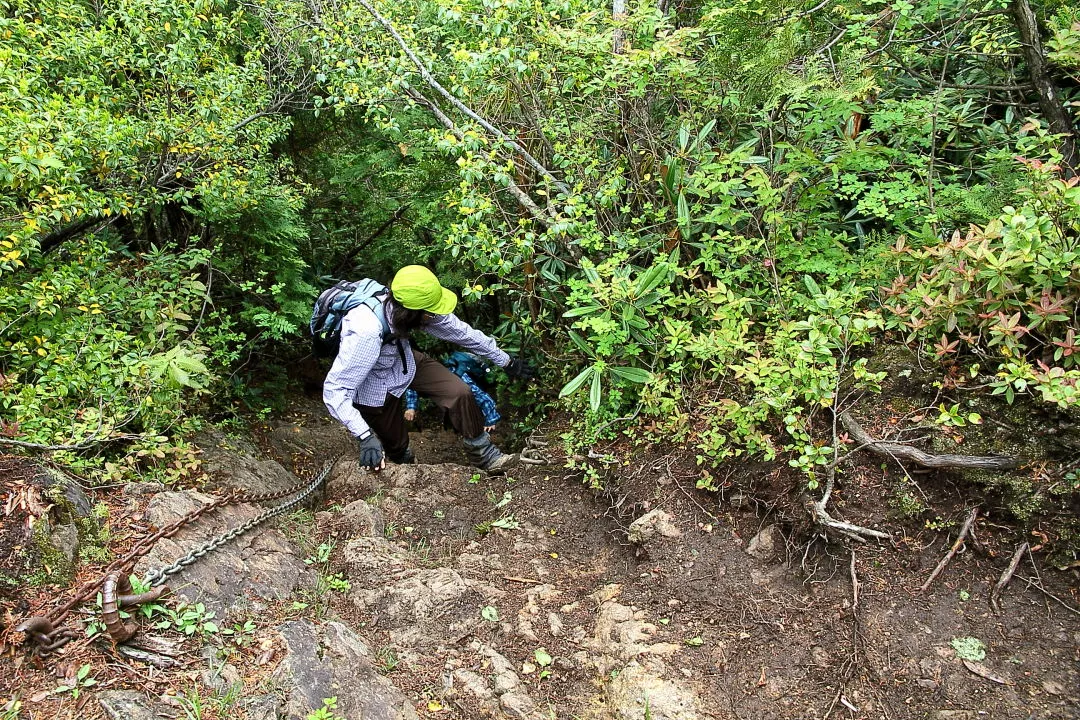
[520,435,551,465]
[14,617,78,657]
[101,573,171,644]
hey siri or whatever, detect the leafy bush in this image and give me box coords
[882,164,1080,407]
[0,236,214,449]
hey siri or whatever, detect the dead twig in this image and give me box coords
[840,412,1019,470]
[990,542,1028,611]
[921,508,978,592]
[1017,576,1080,616]
[850,549,860,610]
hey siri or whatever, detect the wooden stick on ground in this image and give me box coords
[850,549,860,610]
[921,508,979,592]
[839,412,1019,470]
[990,542,1029,611]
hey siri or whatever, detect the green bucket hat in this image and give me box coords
[391,265,458,315]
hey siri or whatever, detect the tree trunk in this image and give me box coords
[1010,0,1079,174]
[613,0,626,55]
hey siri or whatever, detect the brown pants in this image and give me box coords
[355,350,484,460]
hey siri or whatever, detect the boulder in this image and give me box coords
[273,620,417,720]
[627,510,681,544]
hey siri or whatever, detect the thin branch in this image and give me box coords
[850,549,860,609]
[355,0,570,196]
[404,88,556,228]
[920,507,978,592]
[0,433,149,452]
[990,542,1028,611]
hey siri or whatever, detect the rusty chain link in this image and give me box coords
[142,458,335,587]
[15,456,339,655]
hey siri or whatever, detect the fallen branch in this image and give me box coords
[1018,576,1080,616]
[921,507,978,592]
[850,549,860,610]
[840,412,1019,470]
[811,505,893,543]
[990,542,1028,611]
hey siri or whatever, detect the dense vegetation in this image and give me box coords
[1,0,1078,543]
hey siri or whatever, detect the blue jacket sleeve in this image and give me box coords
[405,389,419,411]
[461,374,501,427]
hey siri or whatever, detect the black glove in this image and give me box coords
[357,434,384,469]
[504,356,535,380]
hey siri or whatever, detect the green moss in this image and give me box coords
[76,503,111,563]
[29,522,76,587]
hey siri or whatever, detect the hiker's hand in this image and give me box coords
[484,424,496,433]
[357,434,385,471]
[404,409,416,422]
[505,356,535,380]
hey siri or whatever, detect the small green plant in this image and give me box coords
[306,697,345,720]
[958,589,971,602]
[950,636,987,662]
[221,619,257,646]
[534,647,553,680]
[155,602,219,636]
[491,516,520,530]
[935,403,983,428]
[469,473,482,485]
[322,573,351,593]
[481,605,499,622]
[176,681,241,720]
[305,541,335,566]
[489,490,513,508]
[53,664,97,700]
[890,488,926,518]
[1,698,21,720]
[375,646,399,674]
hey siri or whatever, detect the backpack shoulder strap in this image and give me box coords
[358,294,393,343]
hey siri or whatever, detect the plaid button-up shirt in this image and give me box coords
[322,300,510,439]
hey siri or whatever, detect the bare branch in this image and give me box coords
[353,0,570,197]
[921,507,978,592]
[404,88,556,229]
[840,412,1020,470]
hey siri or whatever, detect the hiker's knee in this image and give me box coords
[445,378,472,406]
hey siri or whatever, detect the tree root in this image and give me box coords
[921,507,978,592]
[990,542,1028,611]
[839,412,1019,470]
[811,502,893,543]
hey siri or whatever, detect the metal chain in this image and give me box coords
[143,456,338,587]
[18,455,339,645]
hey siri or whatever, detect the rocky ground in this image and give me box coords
[1,395,1078,720]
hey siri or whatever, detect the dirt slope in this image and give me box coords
[2,395,1077,720]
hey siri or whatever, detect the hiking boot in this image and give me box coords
[462,432,517,471]
[387,445,416,464]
